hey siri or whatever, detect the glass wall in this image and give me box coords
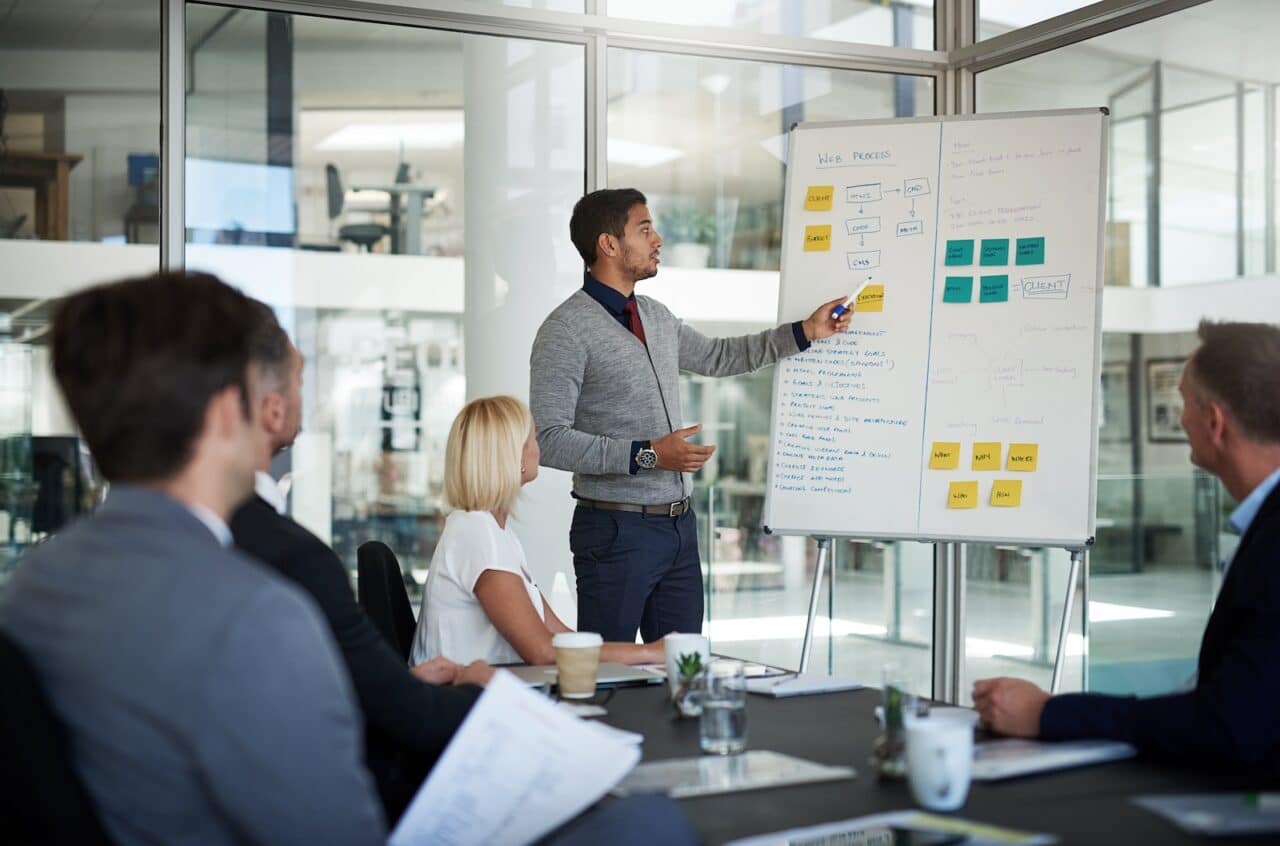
[967,0,1280,701]
[0,0,160,577]
[615,52,937,681]
[4,0,1276,702]
[606,1,935,50]
[184,5,585,610]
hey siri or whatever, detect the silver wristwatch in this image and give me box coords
[636,445,658,470]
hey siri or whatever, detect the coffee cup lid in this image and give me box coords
[552,632,603,648]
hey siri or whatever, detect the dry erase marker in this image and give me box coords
[831,280,874,319]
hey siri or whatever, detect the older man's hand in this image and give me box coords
[972,677,1050,737]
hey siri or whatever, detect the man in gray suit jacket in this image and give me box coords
[0,272,385,845]
[531,188,851,642]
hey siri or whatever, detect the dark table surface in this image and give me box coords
[600,684,1269,845]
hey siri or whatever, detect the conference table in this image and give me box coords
[597,683,1273,844]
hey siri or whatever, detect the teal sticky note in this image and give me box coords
[980,239,1009,266]
[979,275,1009,303]
[942,276,973,304]
[1016,237,1046,265]
[945,240,974,266]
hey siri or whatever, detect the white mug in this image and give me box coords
[663,633,710,700]
[905,716,974,811]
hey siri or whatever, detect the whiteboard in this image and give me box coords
[763,109,1107,549]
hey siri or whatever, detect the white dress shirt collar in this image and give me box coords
[185,502,233,547]
[254,471,287,515]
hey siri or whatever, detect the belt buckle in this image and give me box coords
[668,500,682,518]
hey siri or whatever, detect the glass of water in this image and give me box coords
[699,659,748,755]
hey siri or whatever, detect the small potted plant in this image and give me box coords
[658,205,715,268]
[671,651,706,718]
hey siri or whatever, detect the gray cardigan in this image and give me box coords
[530,289,802,504]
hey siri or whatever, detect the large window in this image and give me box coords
[968,0,1280,700]
[606,1,935,50]
[609,50,937,683]
[0,0,161,577]
[184,6,585,611]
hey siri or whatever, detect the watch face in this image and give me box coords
[638,448,657,469]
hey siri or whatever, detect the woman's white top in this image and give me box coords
[409,509,545,666]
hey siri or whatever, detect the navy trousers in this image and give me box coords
[570,505,703,642]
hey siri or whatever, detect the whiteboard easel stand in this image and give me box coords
[1049,549,1087,694]
[784,533,1091,702]
[798,537,833,674]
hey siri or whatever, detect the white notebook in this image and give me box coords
[971,738,1136,781]
[745,673,864,698]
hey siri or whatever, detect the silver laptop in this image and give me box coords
[505,662,665,689]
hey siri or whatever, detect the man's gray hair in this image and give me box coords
[1186,320,1280,444]
[245,299,291,392]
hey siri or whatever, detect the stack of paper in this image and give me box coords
[390,670,641,846]
[745,673,864,698]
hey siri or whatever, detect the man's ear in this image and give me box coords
[1206,399,1229,447]
[596,231,618,259]
[260,391,285,436]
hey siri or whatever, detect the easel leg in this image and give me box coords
[799,537,831,673]
[1050,550,1084,694]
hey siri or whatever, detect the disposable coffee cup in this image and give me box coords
[663,633,710,700]
[553,632,603,699]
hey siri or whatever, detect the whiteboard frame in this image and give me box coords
[763,107,1109,552]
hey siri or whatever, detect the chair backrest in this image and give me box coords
[0,632,115,845]
[357,541,417,661]
[324,163,344,220]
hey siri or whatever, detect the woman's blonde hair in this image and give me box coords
[444,394,533,513]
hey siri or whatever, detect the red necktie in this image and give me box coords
[624,299,647,344]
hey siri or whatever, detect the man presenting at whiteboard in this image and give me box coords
[530,188,850,642]
[974,320,1280,772]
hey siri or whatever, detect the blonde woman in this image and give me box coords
[410,395,664,666]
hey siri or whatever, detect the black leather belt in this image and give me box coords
[576,496,691,518]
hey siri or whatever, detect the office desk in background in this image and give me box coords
[0,151,83,240]
[352,182,435,255]
[599,684,1274,844]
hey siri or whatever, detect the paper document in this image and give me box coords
[745,673,863,698]
[612,750,854,799]
[725,810,1056,846]
[971,738,1134,781]
[1133,793,1280,836]
[390,670,641,846]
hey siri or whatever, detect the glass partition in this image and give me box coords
[605,1,934,50]
[185,5,585,606]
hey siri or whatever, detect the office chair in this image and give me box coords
[325,163,389,252]
[0,632,115,845]
[357,540,417,661]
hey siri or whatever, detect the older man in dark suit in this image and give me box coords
[974,320,1280,770]
[229,301,490,819]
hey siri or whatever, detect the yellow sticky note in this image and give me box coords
[972,442,1001,471]
[855,284,885,313]
[948,481,979,509]
[991,479,1023,507]
[1007,443,1039,472]
[928,442,960,470]
[803,225,832,252]
[805,185,834,211]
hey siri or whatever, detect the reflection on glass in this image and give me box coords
[184,5,585,603]
[978,1,1098,40]
[610,50,932,273]
[606,0,933,49]
[0,0,160,247]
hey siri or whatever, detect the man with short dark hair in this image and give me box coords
[0,272,385,845]
[531,188,851,641]
[230,300,491,820]
[974,320,1280,771]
